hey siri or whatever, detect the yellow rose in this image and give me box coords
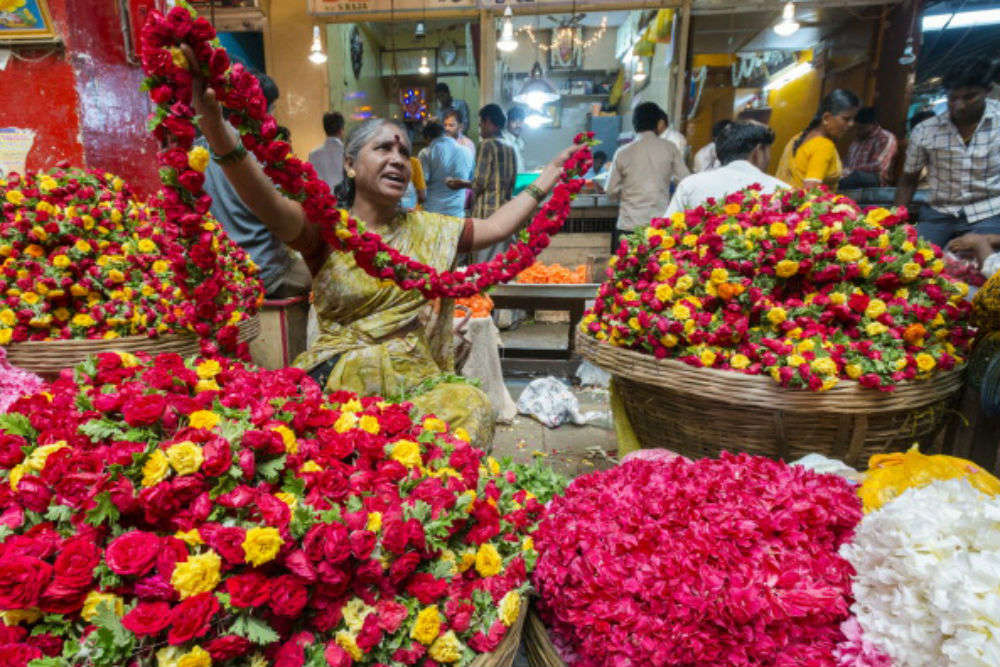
[366,511,383,532]
[188,146,210,173]
[775,260,799,278]
[81,591,124,621]
[915,353,936,373]
[865,208,892,225]
[866,322,888,336]
[334,411,357,433]
[188,410,219,430]
[845,364,863,379]
[811,357,837,376]
[359,415,380,435]
[769,222,789,238]
[422,417,447,433]
[682,234,698,247]
[699,349,717,367]
[390,440,422,468]
[499,590,522,627]
[836,245,863,263]
[672,303,691,320]
[657,263,678,281]
[709,268,729,283]
[242,526,284,567]
[1,608,42,626]
[654,283,673,302]
[767,307,787,326]
[729,354,750,369]
[195,359,221,379]
[429,630,463,663]
[142,449,170,487]
[175,529,204,546]
[166,441,203,476]
[475,543,503,578]
[271,424,298,454]
[170,551,221,599]
[4,190,24,205]
[864,299,887,319]
[411,605,443,645]
[336,632,363,661]
[177,646,211,667]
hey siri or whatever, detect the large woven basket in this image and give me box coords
[578,331,964,468]
[5,316,261,379]
[523,608,567,667]
[470,601,528,667]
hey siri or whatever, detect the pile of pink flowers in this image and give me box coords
[532,454,864,666]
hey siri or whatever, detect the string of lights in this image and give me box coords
[517,15,607,53]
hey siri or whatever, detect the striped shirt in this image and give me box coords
[471,138,517,218]
[903,99,1000,222]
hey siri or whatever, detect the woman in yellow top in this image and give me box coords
[776,89,860,190]
[187,48,574,448]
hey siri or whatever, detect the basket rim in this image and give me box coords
[577,329,964,413]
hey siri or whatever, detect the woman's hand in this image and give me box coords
[534,145,578,193]
[180,44,231,147]
[948,233,991,256]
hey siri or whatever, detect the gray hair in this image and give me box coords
[335,118,411,206]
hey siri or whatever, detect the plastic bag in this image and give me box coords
[515,377,607,428]
[859,445,1000,513]
[575,360,611,388]
[620,448,687,465]
[791,453,862,482]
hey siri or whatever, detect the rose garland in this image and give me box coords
[139,6,594,301]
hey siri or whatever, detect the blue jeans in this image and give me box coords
[916,206,1000,249]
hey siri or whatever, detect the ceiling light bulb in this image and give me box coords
[633,59,647,83]
[497,6,518,53]
[898,37,916,66]
[415,21,426,39]
[524,112,551,129]
[773,2,800,37]
[418,54,431,75]
[309,25,327,64]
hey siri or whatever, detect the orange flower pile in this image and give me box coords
[516,262,588,284]
[454,293,494,318]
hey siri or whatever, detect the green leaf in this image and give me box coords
[94,562,124,589]
[74,392,94,412]
[403,499,431,523]
[228,615,280,645]
[345,495,363,513]
[210,474,238,499]
[85,492,121,527]
[79,418,123,442]
[290,504,316,540]
[93,599,133,649]
[256,455,286,483]
[44,504,73,523]
[27,658,68,667]
[0,413,36,438]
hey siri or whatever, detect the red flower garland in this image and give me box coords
[139,6,594,300]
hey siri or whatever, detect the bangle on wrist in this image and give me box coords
[524,184,546,203]
[211,143,248,166]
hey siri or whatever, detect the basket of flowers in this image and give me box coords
[0,351,558,667]
[578,189,974,467]
[0,167,261,377]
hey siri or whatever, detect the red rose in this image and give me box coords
[200,524,246,565]
[356,613,382,651]
[206,635,252,661]
[14,475,51,513]
[27,633,62,657]
[375,599,408,633]
[348,530,376,560]
[0,556,53,609]
[303,523,350,564]
[225,572,271,608]
[274,631,313,667]
[0,433,27,467]
[0,643,43,667]
[324,642,352,667]
[122,601,171,636]
[201,437,231,477]
[106,531,161,576]
[167,593,219,645]
[121,394,167,426]
[156,536,190,579]
[269,574,309,618]
[404,573,448,605]
[51,536,99,591]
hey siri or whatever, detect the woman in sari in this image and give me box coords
[189,56,574,447]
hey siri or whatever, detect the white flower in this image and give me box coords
[840,478,1000,666]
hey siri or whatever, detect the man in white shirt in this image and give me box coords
[665,121,788,217]
[501,105,527,172]
[659,115,688,162]
[307,111,345,191]
[606,102,689,246]
[692,119,732,173]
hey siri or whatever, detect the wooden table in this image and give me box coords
[490,283,600,359]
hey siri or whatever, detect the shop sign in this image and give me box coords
[309,0,475,17]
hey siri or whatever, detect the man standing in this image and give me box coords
[665,121,787,216]
[443,109,475,158]
[447,104,517,263]
[501,105,527,172]
[896,58,1000,248]
[420,121,474,217]
[435,83,471,134]
[659,112,689,162]
[605,102,689,247]
[840,107,898,189]
[692,119,731,173]
[308,111,345,191]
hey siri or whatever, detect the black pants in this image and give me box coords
[839,170,881,190]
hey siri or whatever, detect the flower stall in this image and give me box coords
[578,188,974,466]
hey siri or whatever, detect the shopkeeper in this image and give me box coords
[776,89,860,190]
[185,47,574,446]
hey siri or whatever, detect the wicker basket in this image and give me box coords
[523,608,567,667]
[5,316,261,379]
[577,331,964,468]
[469,601,528,667]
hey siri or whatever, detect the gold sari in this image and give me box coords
[294,210,495,446]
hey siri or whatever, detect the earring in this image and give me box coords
[346,168,356,179]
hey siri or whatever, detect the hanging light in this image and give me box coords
[418,53,431,75]
[497,5,518,53]
[308,25,327,64]
[513,61,560,110]
[633,58,647,83]
[898,37,917,65]
[524,111,552,129]
[773,2,800,37]
[415,21,426,39]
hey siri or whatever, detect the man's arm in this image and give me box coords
[894,170,921,212]
[895,129,927,213]
[604,153,623,201]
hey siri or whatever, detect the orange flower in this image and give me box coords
[902,323,926,345]
[716,282,744,301]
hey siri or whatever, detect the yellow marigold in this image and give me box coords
[187,410,219,431]
[4,190,24,205]
[699,349,717,367]
[299,460,322,473]
[453,427,470,442]
[142,449,170,487]
[675,275,694,293]
[660,333,678,348]
[242,526,284,567]
[74,239,92,253]
[628,316,641,331]
[422,417,447,433]
[865,208,892,225]
[152,260,170,274]
[769,222,789,238]
[166,441,203,476]
[845,364,863,379]
[775,260,799,278]
[175,529,204,546]
[654,283,673,302]
[475,543,503,578]
[787,354,806,367]
[836,245,863,263]
[670,212,687,229]
[915,353,936,373]
[499,590,522,627]
[458,549,476,572]
[723,203,741,216]
[865,299,887,319]
[411,605,443,645]
[766,307,787,326]
[188,146,210,173]
[522,536,535,552]
[657,263,678,281]
[81,591,124,622]
[195,379,219,393]
[918,248,935,261]
[71,313,96,328]
[0,309,14,327]
[728,354,750,370]
[336,632,363,661]
[358,415,380,435]
[682,234,698,247]
[334,411,358,433]
[51,254,71,269]
[829,292,847,306]
[176,646,211,667]
[271,424,298,454]
[644,227,663,243]
[390,439,422,468]
[170,551,221,599]
[672,303,691,320]
[709,268,729,283]
[20,291,39,305]
[196,359,221,379]
[866,322,888,337]
[429,630,463,663]
[811,357,838,376]
[366,511,383,532]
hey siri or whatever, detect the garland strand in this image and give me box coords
[139,5,595,301]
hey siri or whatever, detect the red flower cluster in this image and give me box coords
[0,166,260,346]
[139,6,595,300]
[532,455,864,666]
[0,353,550,666]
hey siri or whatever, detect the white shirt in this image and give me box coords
[664,160,789,217]
[660,127,688,159]
[605,131,690,231]
[693,142,720,173]
[500,129,525,172]
[307,137,344,191]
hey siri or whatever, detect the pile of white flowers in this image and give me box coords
[840,478,1000,666]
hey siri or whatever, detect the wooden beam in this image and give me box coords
[672,0,692,131]
[479,9,496,108]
